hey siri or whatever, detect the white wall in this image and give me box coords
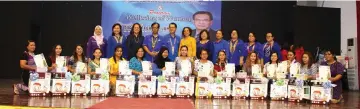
[317,1,357,56]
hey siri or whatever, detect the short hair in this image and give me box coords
[169,22,177,28]
[151,22,160,28]
[199,30,210,40]
[193,11,213,20]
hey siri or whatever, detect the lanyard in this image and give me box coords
[230,40,238,53]
[151,36,159,49]
[169,36,176,54]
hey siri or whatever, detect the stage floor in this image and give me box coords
[0,79,359,109]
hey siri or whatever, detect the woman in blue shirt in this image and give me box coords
[212,30,230,63]
[129,47,146,77]
[106,23,127,58]
[263,32,282,64]
[196,30,213,60]
[152,47,171,76]
[228,29,245,72]
[243,32,263,65]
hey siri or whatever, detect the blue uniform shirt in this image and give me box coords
[243,42,263,61]
[212,39,230,63]
[143,35,164,62]
[162,34,181,61]
[106,35,127,58]
[262,41,282,64]
[229,39,245,65]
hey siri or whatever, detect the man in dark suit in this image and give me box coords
[191,11,216,41]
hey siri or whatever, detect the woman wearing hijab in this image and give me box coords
[87,25,107,59]
[152,47,171,76]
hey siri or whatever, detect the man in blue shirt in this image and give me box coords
[262,32,282,64]
[162,23,181,61]
[212,30,230,63]
[143,22,164,62]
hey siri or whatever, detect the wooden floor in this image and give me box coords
[1,79,359,109]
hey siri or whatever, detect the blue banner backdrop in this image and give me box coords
[101,1,221,38]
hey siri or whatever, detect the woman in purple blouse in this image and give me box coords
[86,25,107,59]
[196,30,213,60]
[321,50,344,103]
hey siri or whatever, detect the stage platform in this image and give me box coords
[0,79,359,109]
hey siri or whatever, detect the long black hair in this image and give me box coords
[112,45,124,63]
[154,47,171,68]
[130,23,142,37]
[72,44,86,63]
[50,44,62,61]
[111,23,122,36]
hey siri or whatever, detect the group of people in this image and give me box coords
[15,22,344,104]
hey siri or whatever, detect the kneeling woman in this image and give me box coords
[109,45,126,93]
[153,47,171,76]
[129,47,146,94]
[14,40,37,94]
[321,50,344,103]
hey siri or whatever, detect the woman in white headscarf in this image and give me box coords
[86,25,107,59]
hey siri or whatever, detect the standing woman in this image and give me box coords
[212,30,230,63]
[68,45,87,73]
[213,50,227,76]
[228,29,245,72]
[126,23,144,60]
[243,32,263,65]
[262,32,282,64]
[109,45,126,93]
[179,27,196,59]
[46,44,62,73]
[107,23,127,59]
[14,40,37,94]
[175,46,194,76]
[153,47,171,76]
[321,50,344,103]
[300,51,317,80]
[87,48,102,75]
[87,25,107,59]
[196,30,213,60]
[243,51,261,75]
